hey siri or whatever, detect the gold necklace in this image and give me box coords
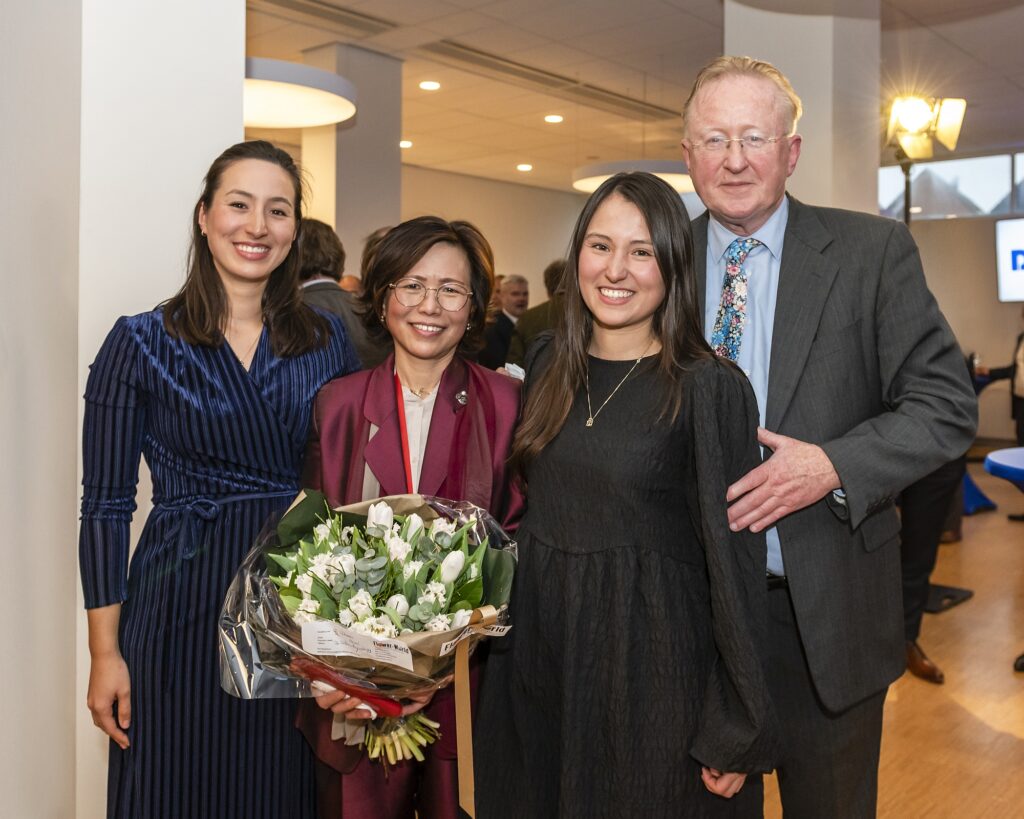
[228,326,262,368]
[584,340,654,427]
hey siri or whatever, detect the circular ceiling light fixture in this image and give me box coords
[544,114,564,124]
[419,80,441,91]
[399,140,413,149]
[571,160,693,194]
[516,163,533,172]
[243,58,357,129]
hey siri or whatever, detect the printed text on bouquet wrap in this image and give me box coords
[301,620,415,672]
[439,622,512,657]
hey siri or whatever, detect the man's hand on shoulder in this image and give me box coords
[726,428,841,532]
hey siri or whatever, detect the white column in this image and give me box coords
[75,2,246,817]
[302,44,403,272]
[0,2,81,815]
[724,0,880,213]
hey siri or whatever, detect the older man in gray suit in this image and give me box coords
[681,57,977,817]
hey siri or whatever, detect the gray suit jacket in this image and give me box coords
[694,196,977,712]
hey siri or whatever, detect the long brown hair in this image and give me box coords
[162,140,330,356]
[359,216,494,355]
[509,172,713,478]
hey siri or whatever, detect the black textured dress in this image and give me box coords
[475,355,778,819]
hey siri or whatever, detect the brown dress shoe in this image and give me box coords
[906,640,945,684]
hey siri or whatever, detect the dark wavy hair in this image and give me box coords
[298,219,346,282]
[509,172,714,477]
[359,216,494,355]
[162,140,330,356]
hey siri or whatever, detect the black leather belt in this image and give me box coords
[767,573,788,591]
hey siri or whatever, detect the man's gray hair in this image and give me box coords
[682,55,803,137]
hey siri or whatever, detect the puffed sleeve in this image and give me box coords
[687,360,780,773]
[79,317,146,609]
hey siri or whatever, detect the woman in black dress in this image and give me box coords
[474,172,778,818]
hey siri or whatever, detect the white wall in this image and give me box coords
[76,1,246,817]
[402,165,586,300]
[911,216,1022,440]
[0,3,82,816]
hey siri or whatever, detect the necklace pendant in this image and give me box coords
[585,417,594,427]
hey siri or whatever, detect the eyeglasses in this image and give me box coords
[690,134,786,152]
[388,278,473,311]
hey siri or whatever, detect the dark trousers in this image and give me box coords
[899,456,966,641]
[765,585,886,819]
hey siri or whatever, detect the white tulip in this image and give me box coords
[439,551,466,584]
[451,608,472,629]
[405,513,425,540]
[386,593,410,617]
[366,501,394,531]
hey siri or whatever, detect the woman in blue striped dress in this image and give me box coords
[80,140,359,818]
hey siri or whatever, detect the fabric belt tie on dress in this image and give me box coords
[159,491,294,689]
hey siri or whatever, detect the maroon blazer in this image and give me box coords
[296,354,522,775]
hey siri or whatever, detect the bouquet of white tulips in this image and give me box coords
[218,492,516,767]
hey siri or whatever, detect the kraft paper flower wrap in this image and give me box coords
[218,490,516,787]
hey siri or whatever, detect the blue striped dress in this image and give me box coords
[79,308,358,819]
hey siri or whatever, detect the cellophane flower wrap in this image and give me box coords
[219,491,516,766]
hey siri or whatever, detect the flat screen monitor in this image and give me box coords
[996,217,1024,301]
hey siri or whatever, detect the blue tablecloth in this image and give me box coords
[984,447,1024,491]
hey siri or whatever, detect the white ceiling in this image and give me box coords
[246,0,1024,193]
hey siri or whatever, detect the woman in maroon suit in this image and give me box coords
[296,216,522,818]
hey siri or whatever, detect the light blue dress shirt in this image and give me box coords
[703,197,788,575]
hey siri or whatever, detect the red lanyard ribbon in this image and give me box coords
[393,373,416,494]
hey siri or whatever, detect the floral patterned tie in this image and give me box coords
[710,237,762,361]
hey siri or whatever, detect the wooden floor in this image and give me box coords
[764,463,1024,818]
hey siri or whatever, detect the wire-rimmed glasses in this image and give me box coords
[388,278,473,311]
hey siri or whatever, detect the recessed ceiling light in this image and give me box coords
[419,80,441,91]
[399,140,413,149]
[544,114,564,124]
[516,163,533,172]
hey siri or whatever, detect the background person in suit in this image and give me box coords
[479,273,529,368]
[978,308,1024,519]
[299,218,389,369]
[978,307,1024,444]
[505,258,567,366]
[680,56,977,818]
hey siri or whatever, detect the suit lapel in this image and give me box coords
[361,355,409,496]
[418,358,470,496]
[766,197,838,430]
[693,211,710,331]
